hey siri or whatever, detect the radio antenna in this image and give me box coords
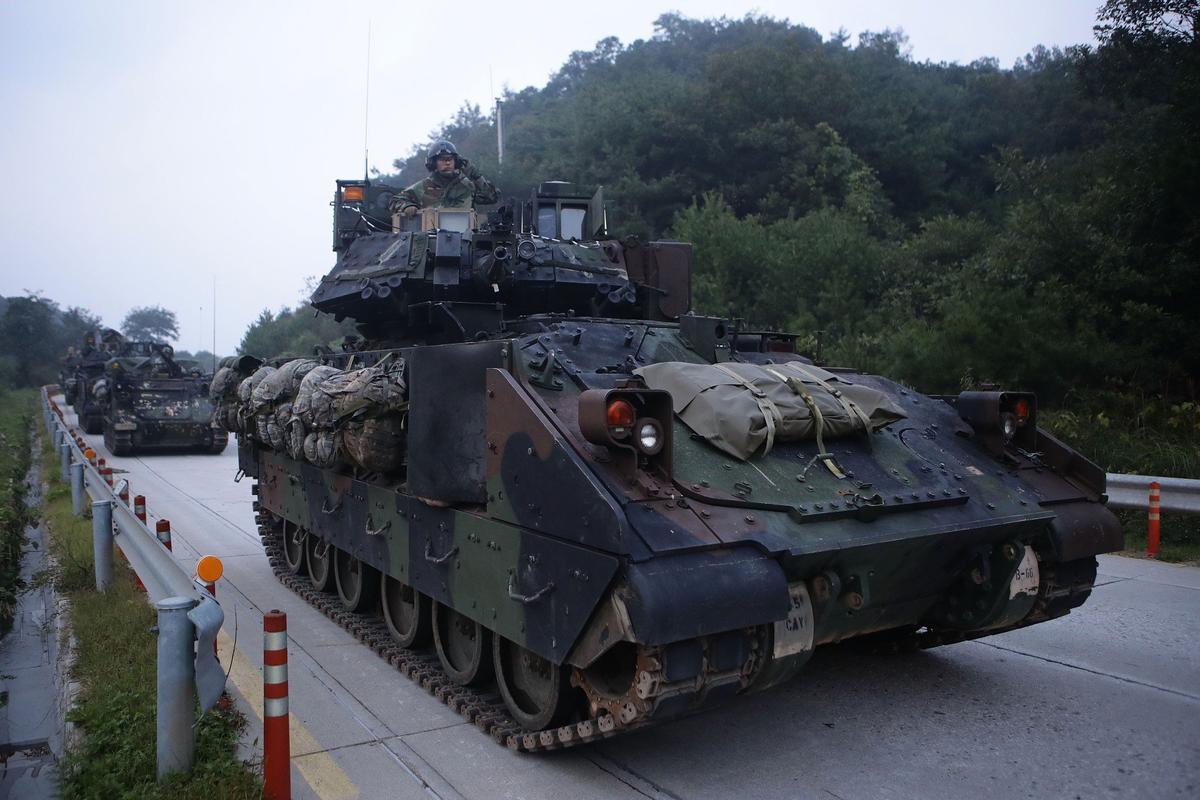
[363,21,372,180]
[212,276,217,373]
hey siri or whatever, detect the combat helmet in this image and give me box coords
[424,140,462,172]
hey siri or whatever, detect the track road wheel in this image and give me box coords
[334,548,380,612]
[307,536,334,592]
[494,636,576,730]
[281,521,307,576]
[381,576,432,648]
[433,602,494,686]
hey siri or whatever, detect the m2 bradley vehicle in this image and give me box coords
[219,178,1122,750]
[95,343,227,456]
[71,328,127,433]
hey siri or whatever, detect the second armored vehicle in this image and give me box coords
[96,343,226,455]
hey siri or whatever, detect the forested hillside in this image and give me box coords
[381,2,1197,409]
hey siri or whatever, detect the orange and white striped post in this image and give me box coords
[1147,481,1162,558]
[134,495,147,524]
[155,519,172,551]
[263,610,291,800]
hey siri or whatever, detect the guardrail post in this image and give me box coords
[156,596,197,780]
[60,442,71,481]
[52,426,63,449]
[1147,481,1162,558]
[92,500,114,591]
[71,462,85,517]
[263,610,291,800]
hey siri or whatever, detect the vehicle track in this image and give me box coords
[258,510,649,752]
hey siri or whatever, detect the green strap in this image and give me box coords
[778,362,873,431]
[715,363,781,455]
[766,367,845,479]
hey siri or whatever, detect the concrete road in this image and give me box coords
[58,398,1200,800]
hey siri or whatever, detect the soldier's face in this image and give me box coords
[435,155,456,175]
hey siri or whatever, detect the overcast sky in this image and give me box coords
[0,0,1103,356]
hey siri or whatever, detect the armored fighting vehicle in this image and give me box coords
[71,328,126,434]
[222,179,1122,750]
[97,343,226,455]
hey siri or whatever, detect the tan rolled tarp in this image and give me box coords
[635,361,906,461]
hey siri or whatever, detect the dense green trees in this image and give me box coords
[373,2,1195,409]
[0,295,101,387]
[237,305,355,361]
[120,305,179,343]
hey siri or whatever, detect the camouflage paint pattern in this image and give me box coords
[247,315,1119,665]
[234,180,1124,738]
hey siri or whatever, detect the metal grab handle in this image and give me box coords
[321,497,343,515]
[423,540,459,565]
[365,515,391,537]
[507,574,556,604]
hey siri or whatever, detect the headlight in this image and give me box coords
[636,418,663,455]
[1000,413,1017,441]
[578,382,674,477]
[956,390,1038,454]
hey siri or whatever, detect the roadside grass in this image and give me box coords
[0,387,34,634]
[37,414,261,799]
[1041,391,1200,564]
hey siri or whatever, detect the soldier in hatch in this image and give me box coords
[388,140,499,216]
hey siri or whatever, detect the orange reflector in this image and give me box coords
[607,399,636,429]
[343,185,365,202]
[196,555,224,583]
[1014,398,1031,421]
[84,448,95,459]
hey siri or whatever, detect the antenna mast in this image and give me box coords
[491,66,503,169]
[496,96,504,168]
[363,21,372,180]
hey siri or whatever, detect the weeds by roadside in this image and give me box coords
[1042,390,1199,564]
[0,388,34,634]
[37,409,260,799]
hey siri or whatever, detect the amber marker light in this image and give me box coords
[343,185,365,202]
[1013,397,1031,424]
[196,555,224,584]
[607,399,636,437]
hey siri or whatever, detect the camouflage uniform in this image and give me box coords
[390,167,499,214]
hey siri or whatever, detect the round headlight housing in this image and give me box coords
[1000,412,1017,442]
[635,418,664,455]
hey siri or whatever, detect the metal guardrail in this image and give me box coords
[40,387,226,780]
[1106,473,1200,514]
